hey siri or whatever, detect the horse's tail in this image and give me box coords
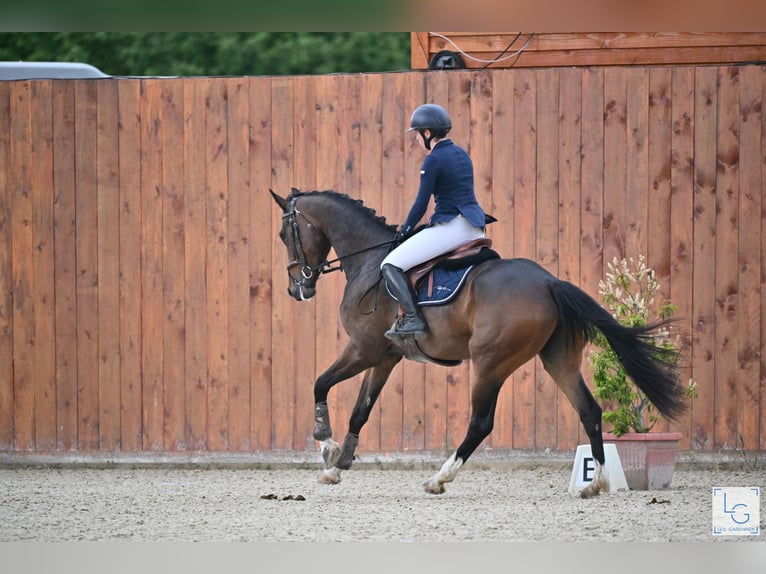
[548,280,687,421]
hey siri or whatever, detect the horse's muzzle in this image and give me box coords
[288,284,316,301]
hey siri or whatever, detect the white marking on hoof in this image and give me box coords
[423,452,463,495]
[320,439,341,469]
[318,467,342,485]
[580,462,610,499]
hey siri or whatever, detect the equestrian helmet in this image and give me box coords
[407,103,452,133]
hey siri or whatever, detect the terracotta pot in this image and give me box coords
[602,432,682,490]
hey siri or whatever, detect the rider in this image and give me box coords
[381,103,488,342]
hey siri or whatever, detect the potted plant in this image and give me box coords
[588,255,697,490]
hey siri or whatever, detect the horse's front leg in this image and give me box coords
[310,344,379,484]
[312,401,341,474]
[318,357,400,484]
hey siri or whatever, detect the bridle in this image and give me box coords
[283,196,326,291]
[282,196,400,309]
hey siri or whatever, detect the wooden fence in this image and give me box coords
[1,65,764,456]
[411,32,766,69]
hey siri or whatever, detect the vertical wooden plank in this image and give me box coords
[446,71,472,449]
[423,72,451,452]
[340,74,366,450]
[292,76,317,194]
[535,68,560,274]
[668,68,695,442]
[468,68,495,446]
[292,74,320,453]
[96,79,121,451]
[647,69,673,332]
[512,69,536,449]
[647,68,677,437]
[183,79,208,450]
[470,70,494,233]
[314,75,348,451]
[714,66,740,450]
[402,73,427,453]
[249,76,272,451]
[30,80,56,450]
[10,81,35,450]
[762,66,766,452]
[118,79,143,451]
[580,67,605,295]
[488,69,515,450]
[690,66,717,450]
[270,76,295,450]
[378,73,406,452]
[602,68,628,265]
[358,73,384,452]
[556,68,582,450]
[667,68,695,442]
[75,81,100,451]
[580,68,604,440]
[162,80,186,450]
[0,81,13,449]
[295,78,320,454]
[315,76,350,447]
[535,68,559,450]
[206,78,230,451]
[226,77,251,451]
[53,80,78,451]
[625,68,649,261]
[737,65,762,451]
[140,80,164,451]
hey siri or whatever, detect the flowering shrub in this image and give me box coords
[588,255,695,435]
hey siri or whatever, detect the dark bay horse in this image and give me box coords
[270,188,686,497]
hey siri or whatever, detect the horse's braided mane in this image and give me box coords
[294,189,398,232]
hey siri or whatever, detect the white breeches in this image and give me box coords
[381,215,485,271]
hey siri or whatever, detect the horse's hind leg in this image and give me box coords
[539,343,607,498]
[423,374,504,495]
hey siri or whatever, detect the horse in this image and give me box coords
[270,188,686,497]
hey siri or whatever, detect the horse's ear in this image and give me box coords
[269,189,289,211]
[290,187,300,196]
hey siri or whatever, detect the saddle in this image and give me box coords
[406,238,497,297]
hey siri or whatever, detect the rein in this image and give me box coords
[314,239,399,276]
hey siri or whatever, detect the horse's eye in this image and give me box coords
[279,229,286,242]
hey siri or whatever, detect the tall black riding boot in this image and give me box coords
[381,263,429,341]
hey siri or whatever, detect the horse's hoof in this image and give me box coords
[422,478,446,495]
[318,467,342,485]
[579,482,602,499]
[579,468,609,498]
[321,439,341,469]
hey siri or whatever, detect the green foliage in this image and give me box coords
[588,255,695,435]
[0,32,411,77]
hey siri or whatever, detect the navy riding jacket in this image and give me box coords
[401,139,486,235]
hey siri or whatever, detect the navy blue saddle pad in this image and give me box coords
[389,247,500,307]
[415,266,474,306]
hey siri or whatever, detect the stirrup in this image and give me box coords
[385,316,428,342]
